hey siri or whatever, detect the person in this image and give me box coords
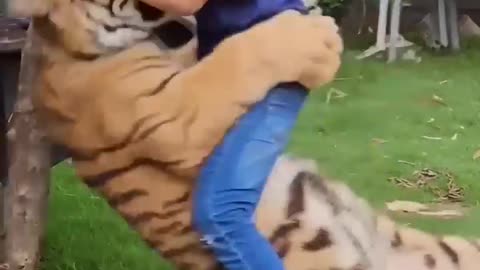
[143,0,310,269]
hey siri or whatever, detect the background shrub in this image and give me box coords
[316,0,352,21]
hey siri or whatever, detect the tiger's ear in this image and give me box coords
[7,0,53,17]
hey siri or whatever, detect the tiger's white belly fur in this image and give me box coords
[256,155,480,270]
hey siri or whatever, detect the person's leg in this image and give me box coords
[193,83,307,270]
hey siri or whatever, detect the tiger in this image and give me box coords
[8,0,342,269]
[8,1,479,270]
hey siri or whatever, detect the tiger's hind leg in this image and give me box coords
[261,169,387,270]
[306,172,388,269]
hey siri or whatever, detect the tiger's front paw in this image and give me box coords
[249,10,343,89]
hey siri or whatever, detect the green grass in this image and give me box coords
[43,48,480,270]
[290,48,480,235]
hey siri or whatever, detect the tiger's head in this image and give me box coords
[8,0,195,57]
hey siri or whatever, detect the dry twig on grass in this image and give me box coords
[388,167,465,203]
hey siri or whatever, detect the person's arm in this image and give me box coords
[140,0,208,15]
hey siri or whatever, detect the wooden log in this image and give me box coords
[1,17,29,264]
[3,19,51,270]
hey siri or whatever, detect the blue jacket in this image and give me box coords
[195,0,307,58]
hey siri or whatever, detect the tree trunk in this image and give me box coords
[3,19,51,270]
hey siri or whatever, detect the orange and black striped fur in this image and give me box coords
[10,1,479,270]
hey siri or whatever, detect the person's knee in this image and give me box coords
[192,205,233,234]
[192,198,250,238]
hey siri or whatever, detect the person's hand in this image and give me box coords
[139,0,207,16]
[237,10,343,90]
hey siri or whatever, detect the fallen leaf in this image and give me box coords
[371,138,388,145]
[334,76,363,81]
[386,200,428,212]
[326,88,348,104]
[474,149,480,160]
[397,160,416,166]
[416,209,464,218]
[386,200,466,219]
[432,94,447,106]
[439,80,449,85]
[422,136,443,140]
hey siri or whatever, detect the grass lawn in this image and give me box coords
[42,47,480,270]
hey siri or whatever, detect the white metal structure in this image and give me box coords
[357,0,460,62]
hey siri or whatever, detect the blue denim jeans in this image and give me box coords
[192,83,307,270]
